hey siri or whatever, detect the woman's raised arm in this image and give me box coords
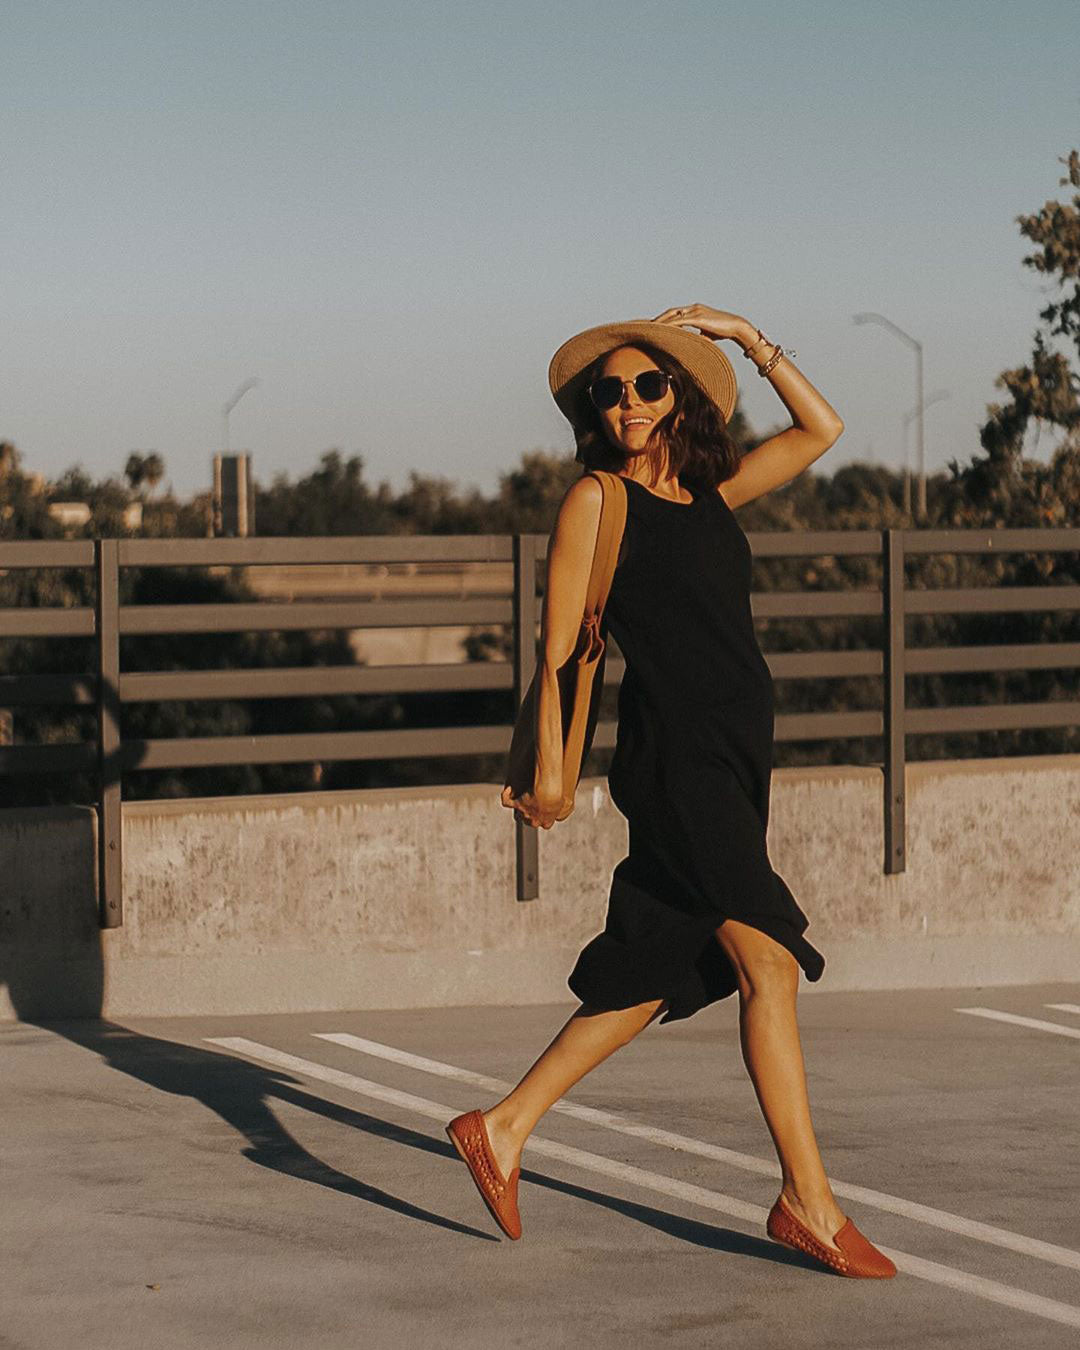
[654,303,845,509]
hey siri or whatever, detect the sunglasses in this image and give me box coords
[587,370,673,411]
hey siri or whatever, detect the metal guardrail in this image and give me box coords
[1,527,1078,921]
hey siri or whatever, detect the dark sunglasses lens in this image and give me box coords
[589,376,623,410]
[634,371,669,402]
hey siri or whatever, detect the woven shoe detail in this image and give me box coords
[767,1194,896,1279]
[446,1109,522,1241]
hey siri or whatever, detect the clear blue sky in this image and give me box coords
[2,0,1077,500]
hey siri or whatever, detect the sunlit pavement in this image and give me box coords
[5,983,1080,1350]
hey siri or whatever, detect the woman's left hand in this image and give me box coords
[652,304,752,344]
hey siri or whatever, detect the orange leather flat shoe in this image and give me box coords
[766,1192,897,1278]
[445,1109,522,1240]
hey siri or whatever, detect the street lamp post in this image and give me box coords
[222,377,259,452]
[901,389,949,517]
[853,313,926,521]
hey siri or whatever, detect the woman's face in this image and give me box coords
[592,346,677,457]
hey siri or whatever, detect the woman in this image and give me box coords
[447,305,896,1279]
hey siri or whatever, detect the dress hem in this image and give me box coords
[567,911,826,1027]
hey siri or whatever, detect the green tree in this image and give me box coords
[124,451,165,497]
[950,149,1080,524]
[254,450,393,536]
[0,442,57,539]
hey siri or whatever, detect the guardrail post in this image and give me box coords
[882,529,906,874]
[95,538,123,926]
[512,532,540,901]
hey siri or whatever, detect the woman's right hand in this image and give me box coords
[501,781,565,830]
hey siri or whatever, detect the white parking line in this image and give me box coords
[1045,1004,1080,1017]
[205,1035,1080,1332]
[956,1007,1080,1041]
[314,1030,1080,1274]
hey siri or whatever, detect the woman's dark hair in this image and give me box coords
[570,342,741,489]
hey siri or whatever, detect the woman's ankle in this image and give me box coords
[483,1101,532,1145]
[780,1179,839,1213]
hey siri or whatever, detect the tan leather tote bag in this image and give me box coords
[503,469,628,822]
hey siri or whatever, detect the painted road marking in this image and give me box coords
[1045,1004,1080,1016]
[314,1030,1080,1275]
[205,1035,1080,1332]
[956,1007,1080,1041]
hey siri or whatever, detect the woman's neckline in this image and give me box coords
[618,474,700,507]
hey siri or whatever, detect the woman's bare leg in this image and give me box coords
[714,918,847,1251]
[481,998,667,1179]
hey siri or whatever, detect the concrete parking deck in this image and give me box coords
[5,983,1080,1349]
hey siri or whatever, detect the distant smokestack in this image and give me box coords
[212,452,255,537]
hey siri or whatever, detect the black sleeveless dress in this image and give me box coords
[567,473,826,1025]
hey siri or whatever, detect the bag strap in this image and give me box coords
[580,469,628,633]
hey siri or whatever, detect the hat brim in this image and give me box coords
[548,319,738,429]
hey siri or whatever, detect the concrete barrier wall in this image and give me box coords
[3,754,1079,1020]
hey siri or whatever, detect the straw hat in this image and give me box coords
[548,318,738,429]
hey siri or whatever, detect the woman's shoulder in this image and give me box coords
[560,471,623,526]
[552,473,604,553]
